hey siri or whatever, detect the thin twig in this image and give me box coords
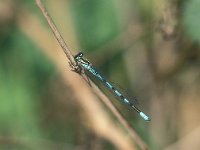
[35,0,149,150]
[82,75,149,150]
[35,0,76,67]
[18,11,136,150]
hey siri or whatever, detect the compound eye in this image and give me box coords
[79,52,83,57]
[74,52,83,60]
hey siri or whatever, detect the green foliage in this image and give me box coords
[70,0,119,51]
[183,0,200,43]
[137,0,154,21]
[0,27,54,146]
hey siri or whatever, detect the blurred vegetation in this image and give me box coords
[183,0,200,43]
[0,0,200,150]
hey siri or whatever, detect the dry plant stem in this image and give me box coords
[18,13,136,149]
[35,0,76,67]
[82,74,149,150]
[35,0,148,149]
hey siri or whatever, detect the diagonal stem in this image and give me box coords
[35,1,149,149]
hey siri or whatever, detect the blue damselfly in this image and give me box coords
[74,52,150,121]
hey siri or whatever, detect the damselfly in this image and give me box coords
[74,52,150,121]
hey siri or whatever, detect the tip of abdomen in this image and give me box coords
[139,112,151,121]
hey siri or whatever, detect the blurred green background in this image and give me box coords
[0,0,200,150]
